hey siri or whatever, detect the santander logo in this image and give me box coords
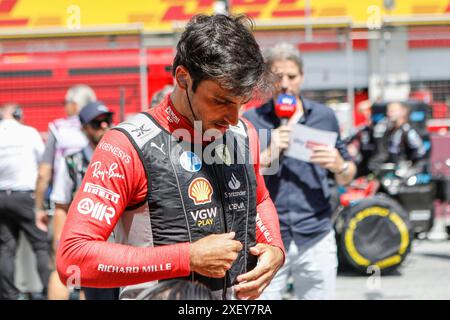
[228,173,241,190]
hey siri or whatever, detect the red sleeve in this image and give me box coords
[56,129,191,288]
[243,118,286,257]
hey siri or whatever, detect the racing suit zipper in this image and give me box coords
[211,161,228,300]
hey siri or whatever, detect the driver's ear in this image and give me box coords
[179,75,188,89]
[175,66,190,90]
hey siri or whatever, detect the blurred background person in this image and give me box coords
[370,101,427,172]
[34,84,96,233]
[150,84,174,108]
[0,103,50,300]
[48,101,117,300]
[385,101,427,165]
[346,100,377,178]
[244,42,356,300]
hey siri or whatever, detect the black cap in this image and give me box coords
[79,101,113,125]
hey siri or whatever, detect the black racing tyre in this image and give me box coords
[334,195,413,274]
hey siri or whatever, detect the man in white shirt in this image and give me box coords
[0,103,50,300]
[49,101,117,300]
[34,85,96,232]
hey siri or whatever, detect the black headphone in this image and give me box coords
[13,106,23,121]
[179,75,188,89]
[0,105,23,121]
[180,75,200,122]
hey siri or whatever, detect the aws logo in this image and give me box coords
[188,177,213,205]
[190,207,218,227]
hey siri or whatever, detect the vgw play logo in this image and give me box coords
[190,207,218,227]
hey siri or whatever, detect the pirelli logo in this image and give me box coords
[83,183,120,204]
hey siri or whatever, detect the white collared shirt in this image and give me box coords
[0,119,44,190]
[51,145,93,205]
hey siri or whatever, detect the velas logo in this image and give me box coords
[215,144,232,166]
[229,201,246,212]
[188,177,213,205]
[228,173,241,190]
[180,151,202,172]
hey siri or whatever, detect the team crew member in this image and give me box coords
[151,85,175,108]
[371,101,426,168]
[244,43,356,300]
[57,14,285,300]
[49,102,117,300]
[0,104,50,300]
[35,85,96,232]
[347,100,377,177]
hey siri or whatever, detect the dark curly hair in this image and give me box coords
[173,14,272,100]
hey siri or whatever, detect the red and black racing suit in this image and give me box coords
[56,95,285,299]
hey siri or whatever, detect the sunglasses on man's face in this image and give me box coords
[89,116,112,129]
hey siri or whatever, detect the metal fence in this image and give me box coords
[0,28,148,134]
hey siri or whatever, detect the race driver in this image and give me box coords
[57,14,285,300]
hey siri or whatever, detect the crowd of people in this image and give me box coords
[0,13,428,300]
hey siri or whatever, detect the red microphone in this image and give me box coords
[275,94,297,125]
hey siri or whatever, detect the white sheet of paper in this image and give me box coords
[284,124,338,162]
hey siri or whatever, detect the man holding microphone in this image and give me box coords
[244,42,356,300]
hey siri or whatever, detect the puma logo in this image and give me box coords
[150,142,166,155]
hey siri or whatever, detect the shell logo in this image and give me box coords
[188,177,213,205]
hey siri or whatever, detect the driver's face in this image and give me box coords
[188,79,250,139]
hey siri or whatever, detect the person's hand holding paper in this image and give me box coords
[309,145,346,173]
[285,124,340,169]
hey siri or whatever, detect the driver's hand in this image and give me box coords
[234,244,284,300]
[189,232,242,278]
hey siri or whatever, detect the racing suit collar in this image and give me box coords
[148,94,212,145]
